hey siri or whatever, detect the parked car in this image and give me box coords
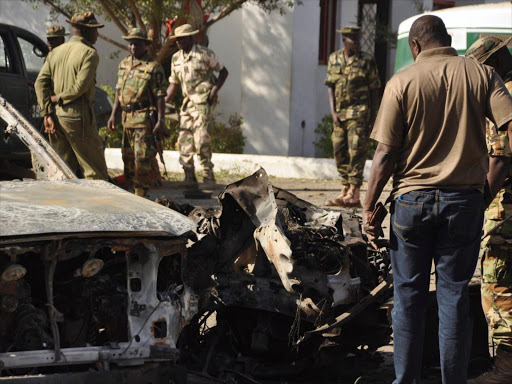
[0,23,111,174]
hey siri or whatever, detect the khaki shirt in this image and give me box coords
[371,47,512,200]
[325,50,380,121]
[484,71,512,244]
[35,36,98,118]
[169,44,223,106]
[116,54,166,107]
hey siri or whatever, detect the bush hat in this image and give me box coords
[465,36,512,64]
[67,12,104,28]
[122,28,151,42]
[46,25,69,38]
[173,24,199,38]
[337,26,361,36]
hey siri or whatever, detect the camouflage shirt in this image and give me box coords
[169,44,223,106]
[484,70,512,245]
[325,50,381,121]
[116,53,166,108]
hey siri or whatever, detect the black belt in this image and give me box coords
[122,102,150,112]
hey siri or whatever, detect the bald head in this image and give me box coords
[408,15,451,60]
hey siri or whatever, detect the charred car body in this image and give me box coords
[0,97,196,383]
[0,95,489,383]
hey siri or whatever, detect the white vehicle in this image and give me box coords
[395,2,512,72]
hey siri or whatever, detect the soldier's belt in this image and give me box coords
[121,102,150,112]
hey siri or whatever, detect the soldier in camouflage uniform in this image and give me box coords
[165,24,228,185]
[45,25,69,51]
[107,28,168,197]
[466,36,512,384]
[325,26,380,207]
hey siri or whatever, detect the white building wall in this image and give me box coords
[208,11,242,122]
[239,3,294,155]
[288,1,321,157]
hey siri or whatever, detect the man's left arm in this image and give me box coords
[54,51,99,105]
[206,49,228,105]
[151,64,170,137]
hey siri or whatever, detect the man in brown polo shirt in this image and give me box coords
[363,15,512,384]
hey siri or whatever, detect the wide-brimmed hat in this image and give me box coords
[465,36,512,64]
[46,25,69,38]
[122,28,151,42]
[173,24,199,38]
[66,12,104,28]
[337,26,361,36]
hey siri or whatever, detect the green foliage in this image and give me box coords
[211,113,245,153]
[100,111,245,155]
[314,114,334,158]
[313,114,377,159]
[24,0,295,55]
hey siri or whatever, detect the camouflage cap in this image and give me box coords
[173,24,199,38]
[66,12,104,28]
[337,26,361,35]
[46,25,69,38]
[122,28,151,42]
[465,36,512,64]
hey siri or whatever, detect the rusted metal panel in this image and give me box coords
[0,180,196,238]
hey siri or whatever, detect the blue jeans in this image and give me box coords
[390,189,484,384]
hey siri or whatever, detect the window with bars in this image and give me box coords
[318,0,337,65]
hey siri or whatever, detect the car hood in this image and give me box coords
[0,179,196,240]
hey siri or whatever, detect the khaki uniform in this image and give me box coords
[170,44,223,171]
[481,72,512,350]
[35,35,108,180]
[116,54,166,194]
[325,50,380,186]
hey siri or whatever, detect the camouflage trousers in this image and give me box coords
[331,117,368,186]
[121,123,157,196]
[178,102,213,171]
[50,112,108,180]
[481,243,512,349]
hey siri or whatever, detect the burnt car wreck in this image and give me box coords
[0,95,393,382]
[164,168,393,382]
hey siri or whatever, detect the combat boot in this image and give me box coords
[183,167,198,187]
[469,347,512,384]
[341,184,362,208]
[326,185,349,207]
[203,168,216,186]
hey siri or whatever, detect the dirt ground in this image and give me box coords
[140,172,446,384]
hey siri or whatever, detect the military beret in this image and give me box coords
[337,26,361,35]
[66,12,104,29]
[122,28,151,42]
[46,25,69,38]
[465,36,512,64]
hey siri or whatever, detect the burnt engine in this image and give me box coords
[0,246,129,355]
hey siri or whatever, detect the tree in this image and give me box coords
[25,0,294,63]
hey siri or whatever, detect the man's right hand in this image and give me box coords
[107,115,116,131]
[331,113,342,127]
[44,115,56,135]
